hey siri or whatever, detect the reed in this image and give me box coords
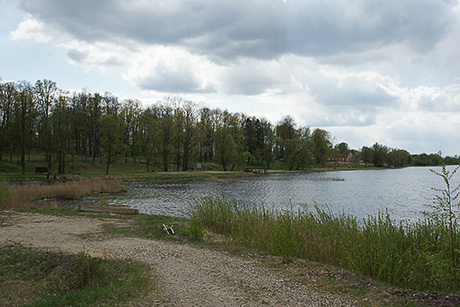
[0,177,127,209]
[189,194,460,293]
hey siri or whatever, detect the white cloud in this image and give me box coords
[123,46,218,94]
[10,16,52,43]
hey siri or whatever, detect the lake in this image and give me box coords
[109,166,459,222]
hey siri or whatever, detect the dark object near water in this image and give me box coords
[78,203,139,215]
[35,167,48,174]
[243,168,268,174]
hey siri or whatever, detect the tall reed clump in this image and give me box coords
[0,177,127,209]
[189,193,460,293]
[0,179,13,209]
[423,164,460,288]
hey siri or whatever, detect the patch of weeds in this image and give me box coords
[103,213,190,241]
[0,244,152,306]
[189,213,205,240]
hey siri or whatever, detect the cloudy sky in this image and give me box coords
[1,0,460,156]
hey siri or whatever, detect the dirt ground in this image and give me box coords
[0,211,358,306]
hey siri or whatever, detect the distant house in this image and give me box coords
[330,152,355,163]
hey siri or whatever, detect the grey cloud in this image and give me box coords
[308,108,377,127]
[67,48,124,67]
[308,73,398,109]
[19,0,457,61]
[316,86,398,108]
[67,48,87,62]
[221,65,278,95]
[136,62,216,94]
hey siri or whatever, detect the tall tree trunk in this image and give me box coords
[106,148,111,175]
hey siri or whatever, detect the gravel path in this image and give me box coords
[0,212,356,306]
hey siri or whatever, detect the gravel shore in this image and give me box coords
[0,211,357,306]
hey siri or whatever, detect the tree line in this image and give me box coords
[0,79,458,175]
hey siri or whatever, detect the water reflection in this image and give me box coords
[106,166,458,222]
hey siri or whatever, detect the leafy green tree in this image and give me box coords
[222,111,245,158]
[371,143,389,167]
[101,114,125,174]
[138,108,158,172]
[285,139,313,170]
[120,99,141,163]
[51,94,72,173]
[335,142,350,155]
[179,101,198,171]
[410,153,443,166]
[214,127,239,171]
[361,146,372,167]
[87,93,102,163]
[388,149,409,167]
[34,79,57,178]
[14,81,35,175]
[197,107,221,161]
[275,115,297,160]
[103,92,120,115]
[260,119,276,169]
[0,82,16,161]
[154,103,176,172]
[312,128,331,164]
[70,91,91,158]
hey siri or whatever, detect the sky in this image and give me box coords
[1,0,460,156]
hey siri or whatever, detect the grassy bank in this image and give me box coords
[0,177,126,210]
[0,244,152,306]
[189,194,460,294]
[0,152,376,182]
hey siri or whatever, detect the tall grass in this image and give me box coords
[189,194,460,293]
[0,177,126,209]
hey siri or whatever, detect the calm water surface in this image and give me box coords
[109,166,459,222]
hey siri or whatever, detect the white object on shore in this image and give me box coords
[162,224,175,235]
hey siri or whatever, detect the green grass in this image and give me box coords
[189,193,460,294]
[0,244,152,307]
[103,213,190,240]
[0,152,375,183]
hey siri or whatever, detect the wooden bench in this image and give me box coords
[35,167,48,174]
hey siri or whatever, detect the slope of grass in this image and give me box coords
[0,244,152,306]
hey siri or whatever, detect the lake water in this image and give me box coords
[109,166,459,222]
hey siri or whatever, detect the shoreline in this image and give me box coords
[2,210,457,306]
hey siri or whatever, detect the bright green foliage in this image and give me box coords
[388,149,409,167]
[214,127,239,171]
[189,193,460,293]
[361,146,372,166]
[335,142,350,155]
[371,142,389,167]
[312,128,331,164]
[424,164,460,284]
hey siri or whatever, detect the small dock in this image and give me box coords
[78,203,139,215]
[243,168,268,174]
